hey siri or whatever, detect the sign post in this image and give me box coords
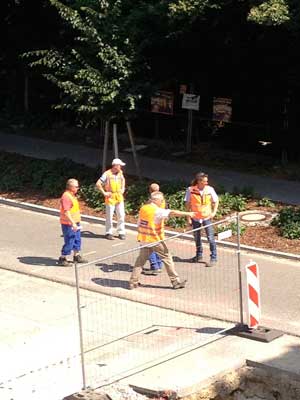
[182,91,200,153]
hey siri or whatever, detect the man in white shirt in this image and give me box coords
[185,172,219,267]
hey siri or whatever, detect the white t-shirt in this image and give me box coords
[184,185,218,222]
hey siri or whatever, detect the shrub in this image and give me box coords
[0,152,96,196]
[216,221,246,236]
[217,193,247,217]
[124,181,149,215]
[256,197,275,208]
[271,206,300,227]
[271,206,300,239]
[79,184,105,211]
[280,222,300,239]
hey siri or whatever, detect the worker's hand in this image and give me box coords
[72,223,78,232]
[189,212,197,219]
[103,191,112,198]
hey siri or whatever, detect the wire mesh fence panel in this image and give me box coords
[0,270,82,400]
[76,216,242,388]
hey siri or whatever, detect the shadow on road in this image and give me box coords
[196,327,228,334]
[92,277,129,289]
[17,256,58,267]
[173,255,196,263]
[80,230,105,239]
[96,262,132,273]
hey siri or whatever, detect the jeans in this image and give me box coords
[61,224,81,256]
[192,219,217,261]
[149,252,162,270]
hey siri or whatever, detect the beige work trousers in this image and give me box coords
[130,241,179,286]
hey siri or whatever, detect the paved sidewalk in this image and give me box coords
[1,132,300,204]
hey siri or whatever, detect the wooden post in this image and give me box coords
[186,109,193,153]
[113,123,119,158]
[126,120,142,180]
[186,84,194,153]
[102,120,110,173]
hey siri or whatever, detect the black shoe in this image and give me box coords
[191,255,203,263]
[73,254,88,263]
[118,234,126,240]
[173,279,187,289]
[105,234,114,240]
[58,257,70,267]
[206,260,217,268]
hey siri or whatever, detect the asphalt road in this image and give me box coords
[1,203,300,336]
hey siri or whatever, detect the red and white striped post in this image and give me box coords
[245,261,261,329]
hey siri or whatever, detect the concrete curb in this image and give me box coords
[1,196,300,262]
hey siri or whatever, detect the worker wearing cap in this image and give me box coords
[96,158,126,240]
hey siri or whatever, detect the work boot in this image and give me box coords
[191,255,203,263]
[58,257,70,267]
[73,254,88,264]
[206,260,217,268]
[172,279,187,290]
[128,282,141,290]
[105,234,114,240]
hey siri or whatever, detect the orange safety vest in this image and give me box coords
[104,169,125,205]
[60,191,81,225]
[137,203,164,243]
[189,185,213,219]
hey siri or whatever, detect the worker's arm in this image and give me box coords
[210,198,219,219]
[95,178,111,198]
[169,210,196,218]
[185,201,192,225]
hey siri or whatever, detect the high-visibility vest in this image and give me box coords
[104,169,125,205]
[137,203,164,243]
[60,191,81,225]
[189,185,213,219]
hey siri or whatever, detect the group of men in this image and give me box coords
[58,158,219,290]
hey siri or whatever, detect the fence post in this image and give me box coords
[236,213,244,326]
[74,261,87,389]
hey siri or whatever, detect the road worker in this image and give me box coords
[96,158,126,240]
[129,191,196,290]
[58,178,88,266]
[185,172,219,267]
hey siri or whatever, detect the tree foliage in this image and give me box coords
[248,0,290,26]
[23,0,149,122]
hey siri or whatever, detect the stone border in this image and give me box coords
[1,196,300,262]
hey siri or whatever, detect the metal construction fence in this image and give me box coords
[74,215,244,389]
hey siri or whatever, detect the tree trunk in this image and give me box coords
[113,123,119,158]
[126,120,141,180]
